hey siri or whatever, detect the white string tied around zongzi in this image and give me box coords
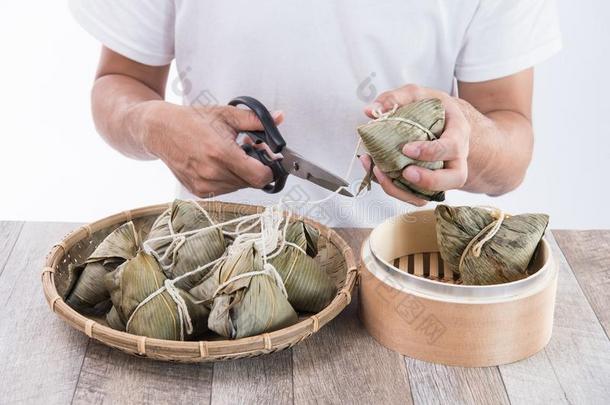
[164,279,193,340]
[458,207,509,274]
[370,103,436,141]
[212,261,289,299]
[125,254,226,341]
[129,136,366,339]
[143,212,262,250]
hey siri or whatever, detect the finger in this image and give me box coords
[402,133,467,162]
[363,102,385,119]
[372,166,428,207]
[220,106,284,131]
[402,161,468,191]
[372,84,446,112]
[169,168,243,197]
[359,154,373,172]
[191,182,241,198]
[222,142,274,188]
[402,101,470,162]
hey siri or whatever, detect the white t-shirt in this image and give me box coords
[69,0,561,227]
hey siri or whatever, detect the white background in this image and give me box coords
[0,1,608,228]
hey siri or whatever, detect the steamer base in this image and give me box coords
[358,210,558,367]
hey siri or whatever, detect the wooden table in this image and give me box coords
[0,221,609,404]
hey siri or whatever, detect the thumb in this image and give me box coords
[221,106,284,131]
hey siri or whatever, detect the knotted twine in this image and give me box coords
[457,207,509,275]
[371,104,437,141]
[128,134,363,340]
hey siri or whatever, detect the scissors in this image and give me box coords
[228,96,353,197]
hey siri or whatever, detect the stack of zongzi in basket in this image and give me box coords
[64,200,337,341]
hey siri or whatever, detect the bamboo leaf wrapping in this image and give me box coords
[105,251,209,339]
[68,199,340,341]
[65,221,141,314]
[206,243,298,339]
[144,200,226,290]
[435,205,549,285]
[357,98,446,201]
[270,221,336,312]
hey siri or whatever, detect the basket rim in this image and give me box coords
[41,200,358,361]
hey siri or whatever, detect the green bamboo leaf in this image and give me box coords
[65,221,140,314]
[270,221,336,312]
[435,205,549,285]
[206,243,298,339]
[357,98,446,201]
[145,200,226,290]
[105,251,209,340]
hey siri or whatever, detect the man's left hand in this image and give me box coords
[359,84,471,206]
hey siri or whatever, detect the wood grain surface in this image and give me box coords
[405,358,510,405]
[72,341,213,404]
[211,350,293,405]
[0,221,23,276]
[537,233,610,403]
[1,222,609,405]
[0,222,89,404]
[554,230,610,338]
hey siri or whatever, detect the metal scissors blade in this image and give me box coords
[280,147,353,197]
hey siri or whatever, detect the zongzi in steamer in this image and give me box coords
[104,251,209,340]
[270,221,336,312]
[65,221,140,314]
[206,242,298,339]
[435,205,549,285]
[145,200,226,290]
[357,98,445,201]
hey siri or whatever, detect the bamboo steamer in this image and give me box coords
[41,201,357,362]
[359,209,557,367]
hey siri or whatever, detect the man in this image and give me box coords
[70,0,561,227]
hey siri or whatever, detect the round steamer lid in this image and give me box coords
[365,211,556,304]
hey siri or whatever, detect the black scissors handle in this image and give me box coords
[228,96,288,193]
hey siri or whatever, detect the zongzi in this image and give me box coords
[269,221,336,312]
[357,98,445,201]
[435,205,549,285]
[65,221,141,314]
[105,251,209,340]
[205,242,298,339]
[145,199,226,290]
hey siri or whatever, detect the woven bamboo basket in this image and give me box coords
[41,201,357,362]
[359,209,558,367]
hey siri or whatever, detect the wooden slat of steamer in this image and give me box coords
[72,341,213,404]
[0,222,89,403]
[293,228,413,404]
[441,254,453,284]
[422,253,431,278]
[429,252,439,281]
[498,232,610,404]
[413,253,424,278]
[211,351,292,404]
[399,255,409,273]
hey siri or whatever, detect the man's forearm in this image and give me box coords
[459,99,534,196]
[91,74,164,160]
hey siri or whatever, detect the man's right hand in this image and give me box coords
[90,46,284,198]
[135,101,284,197]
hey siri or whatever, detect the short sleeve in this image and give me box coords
[455,0,562,82]
[69,0,175,66]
